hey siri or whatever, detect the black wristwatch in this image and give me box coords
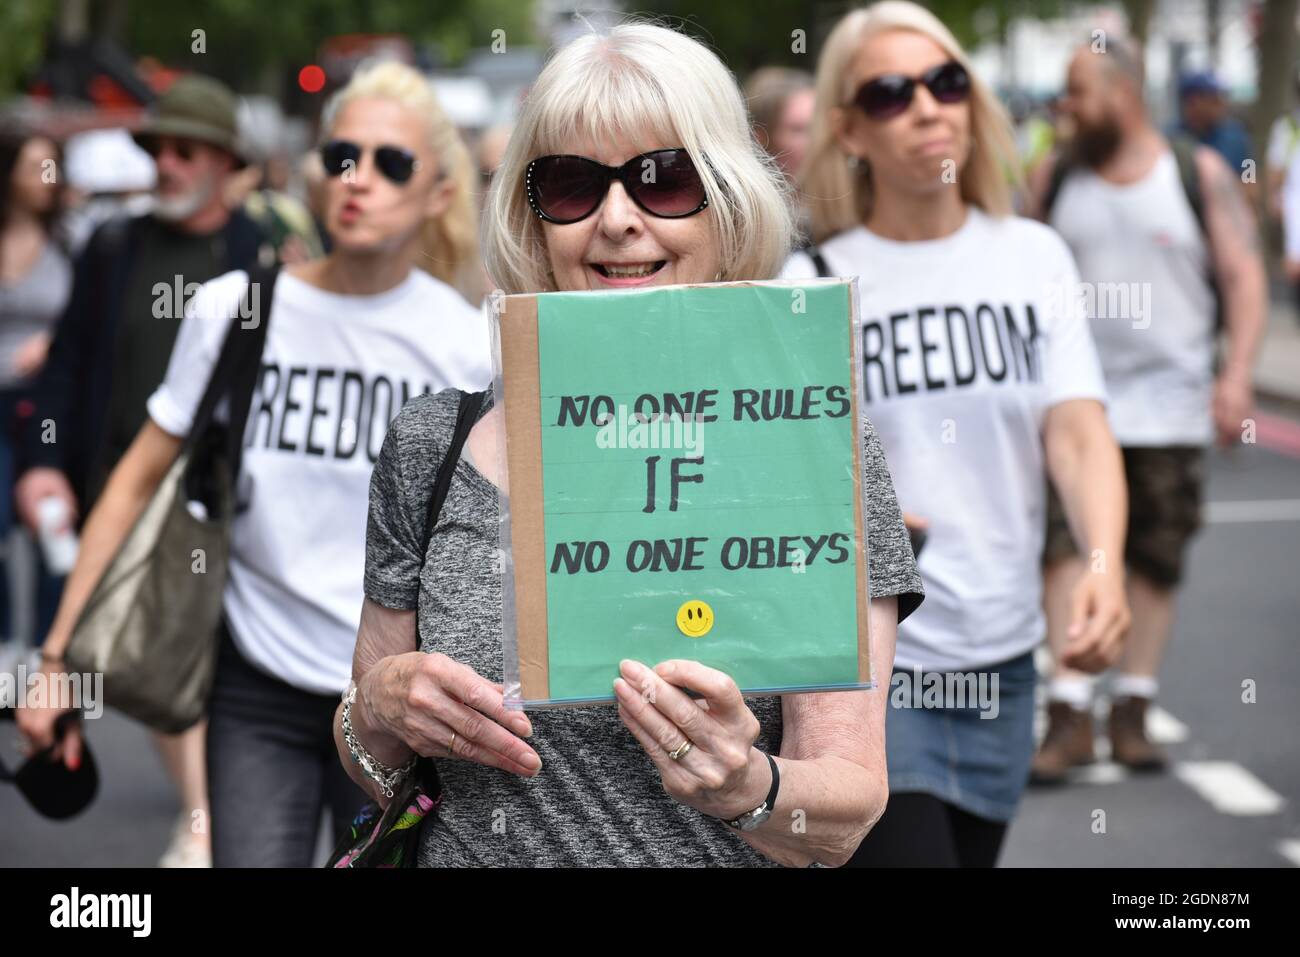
[723,752,780,832]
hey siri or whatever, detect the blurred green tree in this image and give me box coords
[0,0,58,94]
[119,0,535,92]
[1,0,536,96]
[639,0,1067,81]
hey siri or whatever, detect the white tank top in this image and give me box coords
[1050,149,1215,446]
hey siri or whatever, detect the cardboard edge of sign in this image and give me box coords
[498,279,873,708]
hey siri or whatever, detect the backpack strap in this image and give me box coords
[1170,135,1208,237]
[1167,136,1226,337]
[421,390,487,556]
[1042,152,1073,223]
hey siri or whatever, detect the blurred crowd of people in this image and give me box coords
[0,0,1288,868]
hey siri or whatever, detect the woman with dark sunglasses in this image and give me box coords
[334,20,926,867]
[19,60,492,867]
[783,0,1129,867]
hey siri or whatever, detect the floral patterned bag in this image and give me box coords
[328,759,442,868]
[327,390,484,869]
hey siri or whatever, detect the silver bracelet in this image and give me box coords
[341,683,415,798]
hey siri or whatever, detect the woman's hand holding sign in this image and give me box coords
[613,658,772,821]
[338,600,542,806]
[357,650,541,777]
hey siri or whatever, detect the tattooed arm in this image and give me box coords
[1196,146,1267,447]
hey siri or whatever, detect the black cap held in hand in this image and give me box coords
[0,711,98,820]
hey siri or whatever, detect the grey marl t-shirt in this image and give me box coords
[364,389,923,867]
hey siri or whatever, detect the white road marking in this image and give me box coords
[1203,499,1300,524]
[1173,761,1285,816]
[1277,840,1300,867]
[1146,705,1189,744]
[1029,698,1293,857]
[1070,762,1128,785]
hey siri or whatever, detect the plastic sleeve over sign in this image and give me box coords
[487,295,525,710]
[496,279,872,710]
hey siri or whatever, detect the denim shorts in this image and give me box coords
[884,650,1037,823]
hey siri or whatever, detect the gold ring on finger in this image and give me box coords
[669,739,693,761]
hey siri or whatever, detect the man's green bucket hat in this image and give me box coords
[133,73,246,165]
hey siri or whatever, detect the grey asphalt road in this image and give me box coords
[1004,425,1300,867]
[1,413,1297,868]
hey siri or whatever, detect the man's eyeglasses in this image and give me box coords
[141,137,198,162]
[525,148,708,224]
[320,140,422,185]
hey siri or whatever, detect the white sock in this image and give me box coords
[1049,675,1094,711]
[1112,674,1159,700]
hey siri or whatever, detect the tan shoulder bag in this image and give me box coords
[64,267,278,732]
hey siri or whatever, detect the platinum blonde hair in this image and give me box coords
[801,0,1020,244]
[322,59,481,299]
[483,20,796,294]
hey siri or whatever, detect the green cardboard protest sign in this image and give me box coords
[495,279,871,708]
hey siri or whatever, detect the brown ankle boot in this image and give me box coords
[1030,701,1096,785]
[1108,696,1167,771]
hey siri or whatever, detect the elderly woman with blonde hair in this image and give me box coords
[335,20,925,867]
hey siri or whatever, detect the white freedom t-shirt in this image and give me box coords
[783,207,1106,672]
[148,268,492,694]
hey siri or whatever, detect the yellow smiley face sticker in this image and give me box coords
[676,600,714,638]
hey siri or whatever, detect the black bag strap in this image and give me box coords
[224,265,279,476]
[801,244,831,278]
[402,389,484,805]
[421,390,486,556]
[184,265,279,463]
[790,240,832,278]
